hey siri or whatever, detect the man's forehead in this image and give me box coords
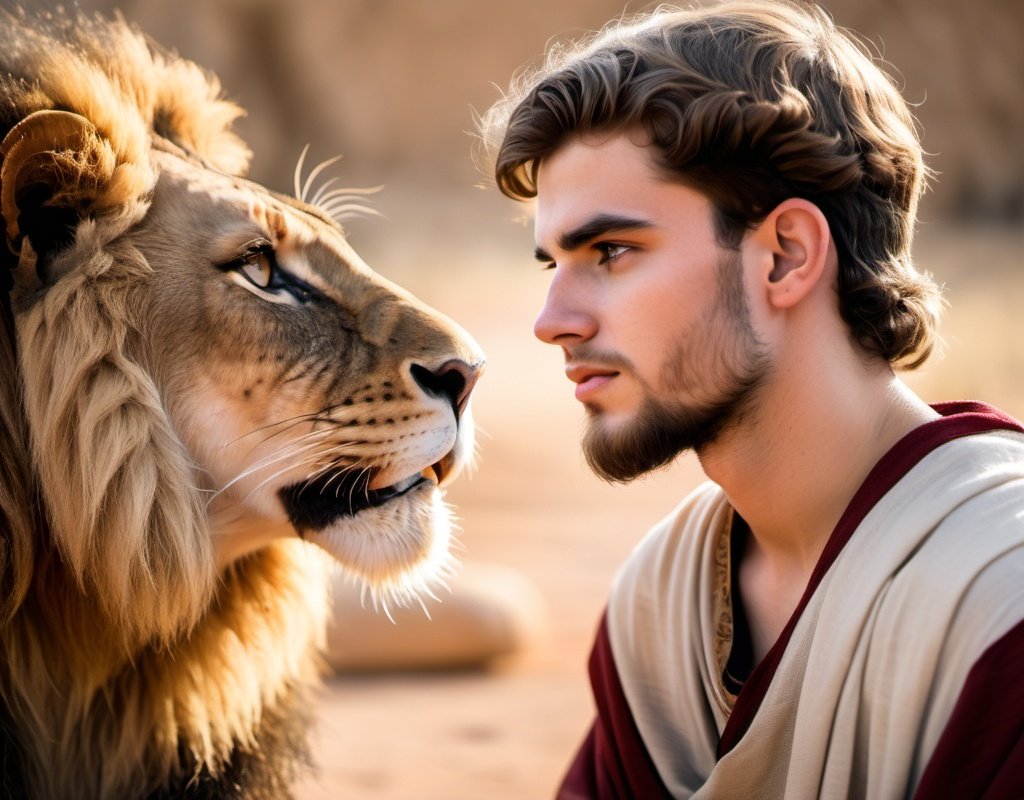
[536,133,659,189]
[534,136,710,249]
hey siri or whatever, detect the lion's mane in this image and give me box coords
[0,11,332,798]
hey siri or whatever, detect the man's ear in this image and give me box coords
[750,198,832,310]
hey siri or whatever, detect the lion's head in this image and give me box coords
[0,10,483,649]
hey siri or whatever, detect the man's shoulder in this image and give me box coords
[851,426,1024,717]
[620,480,729,575]
[888,451,1024,657]
[608,480,730,628]
[904,426,1024,546]
[932,423,1024,470]
[851,423,1024,613]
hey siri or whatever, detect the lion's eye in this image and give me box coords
[222,243,320,306]
[238,251,274,288]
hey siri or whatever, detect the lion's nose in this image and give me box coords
[410,359,483,419]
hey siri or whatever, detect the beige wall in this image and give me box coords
[42,0,1024,223]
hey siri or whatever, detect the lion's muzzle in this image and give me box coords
[278,355,482,533]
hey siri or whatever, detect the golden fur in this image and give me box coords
[0,10,481,798]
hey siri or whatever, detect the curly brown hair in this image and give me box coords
[481,1,942,368]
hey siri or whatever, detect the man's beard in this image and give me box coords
[581,250,770,483]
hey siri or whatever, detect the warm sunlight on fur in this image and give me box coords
[0,9,482,798]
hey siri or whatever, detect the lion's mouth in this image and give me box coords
[280,457,453,532]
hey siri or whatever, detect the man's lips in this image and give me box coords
[566,363,620,403]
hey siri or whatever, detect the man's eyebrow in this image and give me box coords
[534,213,653,262]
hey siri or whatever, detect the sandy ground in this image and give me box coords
[291,217,1024,799]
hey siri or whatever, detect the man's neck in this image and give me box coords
[702,364,936,569]
[697,357,937,659]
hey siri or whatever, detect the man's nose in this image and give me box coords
[533,271,597,345]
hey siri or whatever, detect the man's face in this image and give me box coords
[533,133,770,481]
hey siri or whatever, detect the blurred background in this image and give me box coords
[14,0,1024,797]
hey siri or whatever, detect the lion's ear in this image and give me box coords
[0,110,116,273]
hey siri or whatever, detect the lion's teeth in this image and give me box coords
[421,466,438,483]
[391,474,420,493]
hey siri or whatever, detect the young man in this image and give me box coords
[482,2,1024,798]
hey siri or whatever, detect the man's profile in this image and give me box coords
[481,1,1024,797]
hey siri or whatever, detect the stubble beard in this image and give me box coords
[580,249,771,483]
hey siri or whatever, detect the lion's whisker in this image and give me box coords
[315,462,352,495]
[212,435,344,503]
[320,201,383,222]
[240,450,344,506]
[300,153,344,205]
[230,417,367,468]
[231,428,336,475]
[309,176,340,207]
[314,185,382,206]
[293,144,311,202]
[229,404,375,447]
[252,424,348,456]
[301,456,356,494]
[229,427,333,467]
[356,465,374,504]
[227,411,329,446]
[309,178,346,207]
[248,437,373,500]
[220,424,393,503]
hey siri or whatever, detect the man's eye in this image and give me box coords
[238,251,274,288]
[597,243,629,264]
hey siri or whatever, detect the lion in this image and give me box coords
[0,9,483,799]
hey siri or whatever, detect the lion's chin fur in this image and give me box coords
[303,487,460,613]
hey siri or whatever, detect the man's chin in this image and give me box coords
[581,410,687,484]
[582,404,631,430]
[580,388,747,483]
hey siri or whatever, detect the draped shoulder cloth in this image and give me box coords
[559,402,1024,799]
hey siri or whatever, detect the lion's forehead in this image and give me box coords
[145,150,481,367]
[157,151,378,288]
